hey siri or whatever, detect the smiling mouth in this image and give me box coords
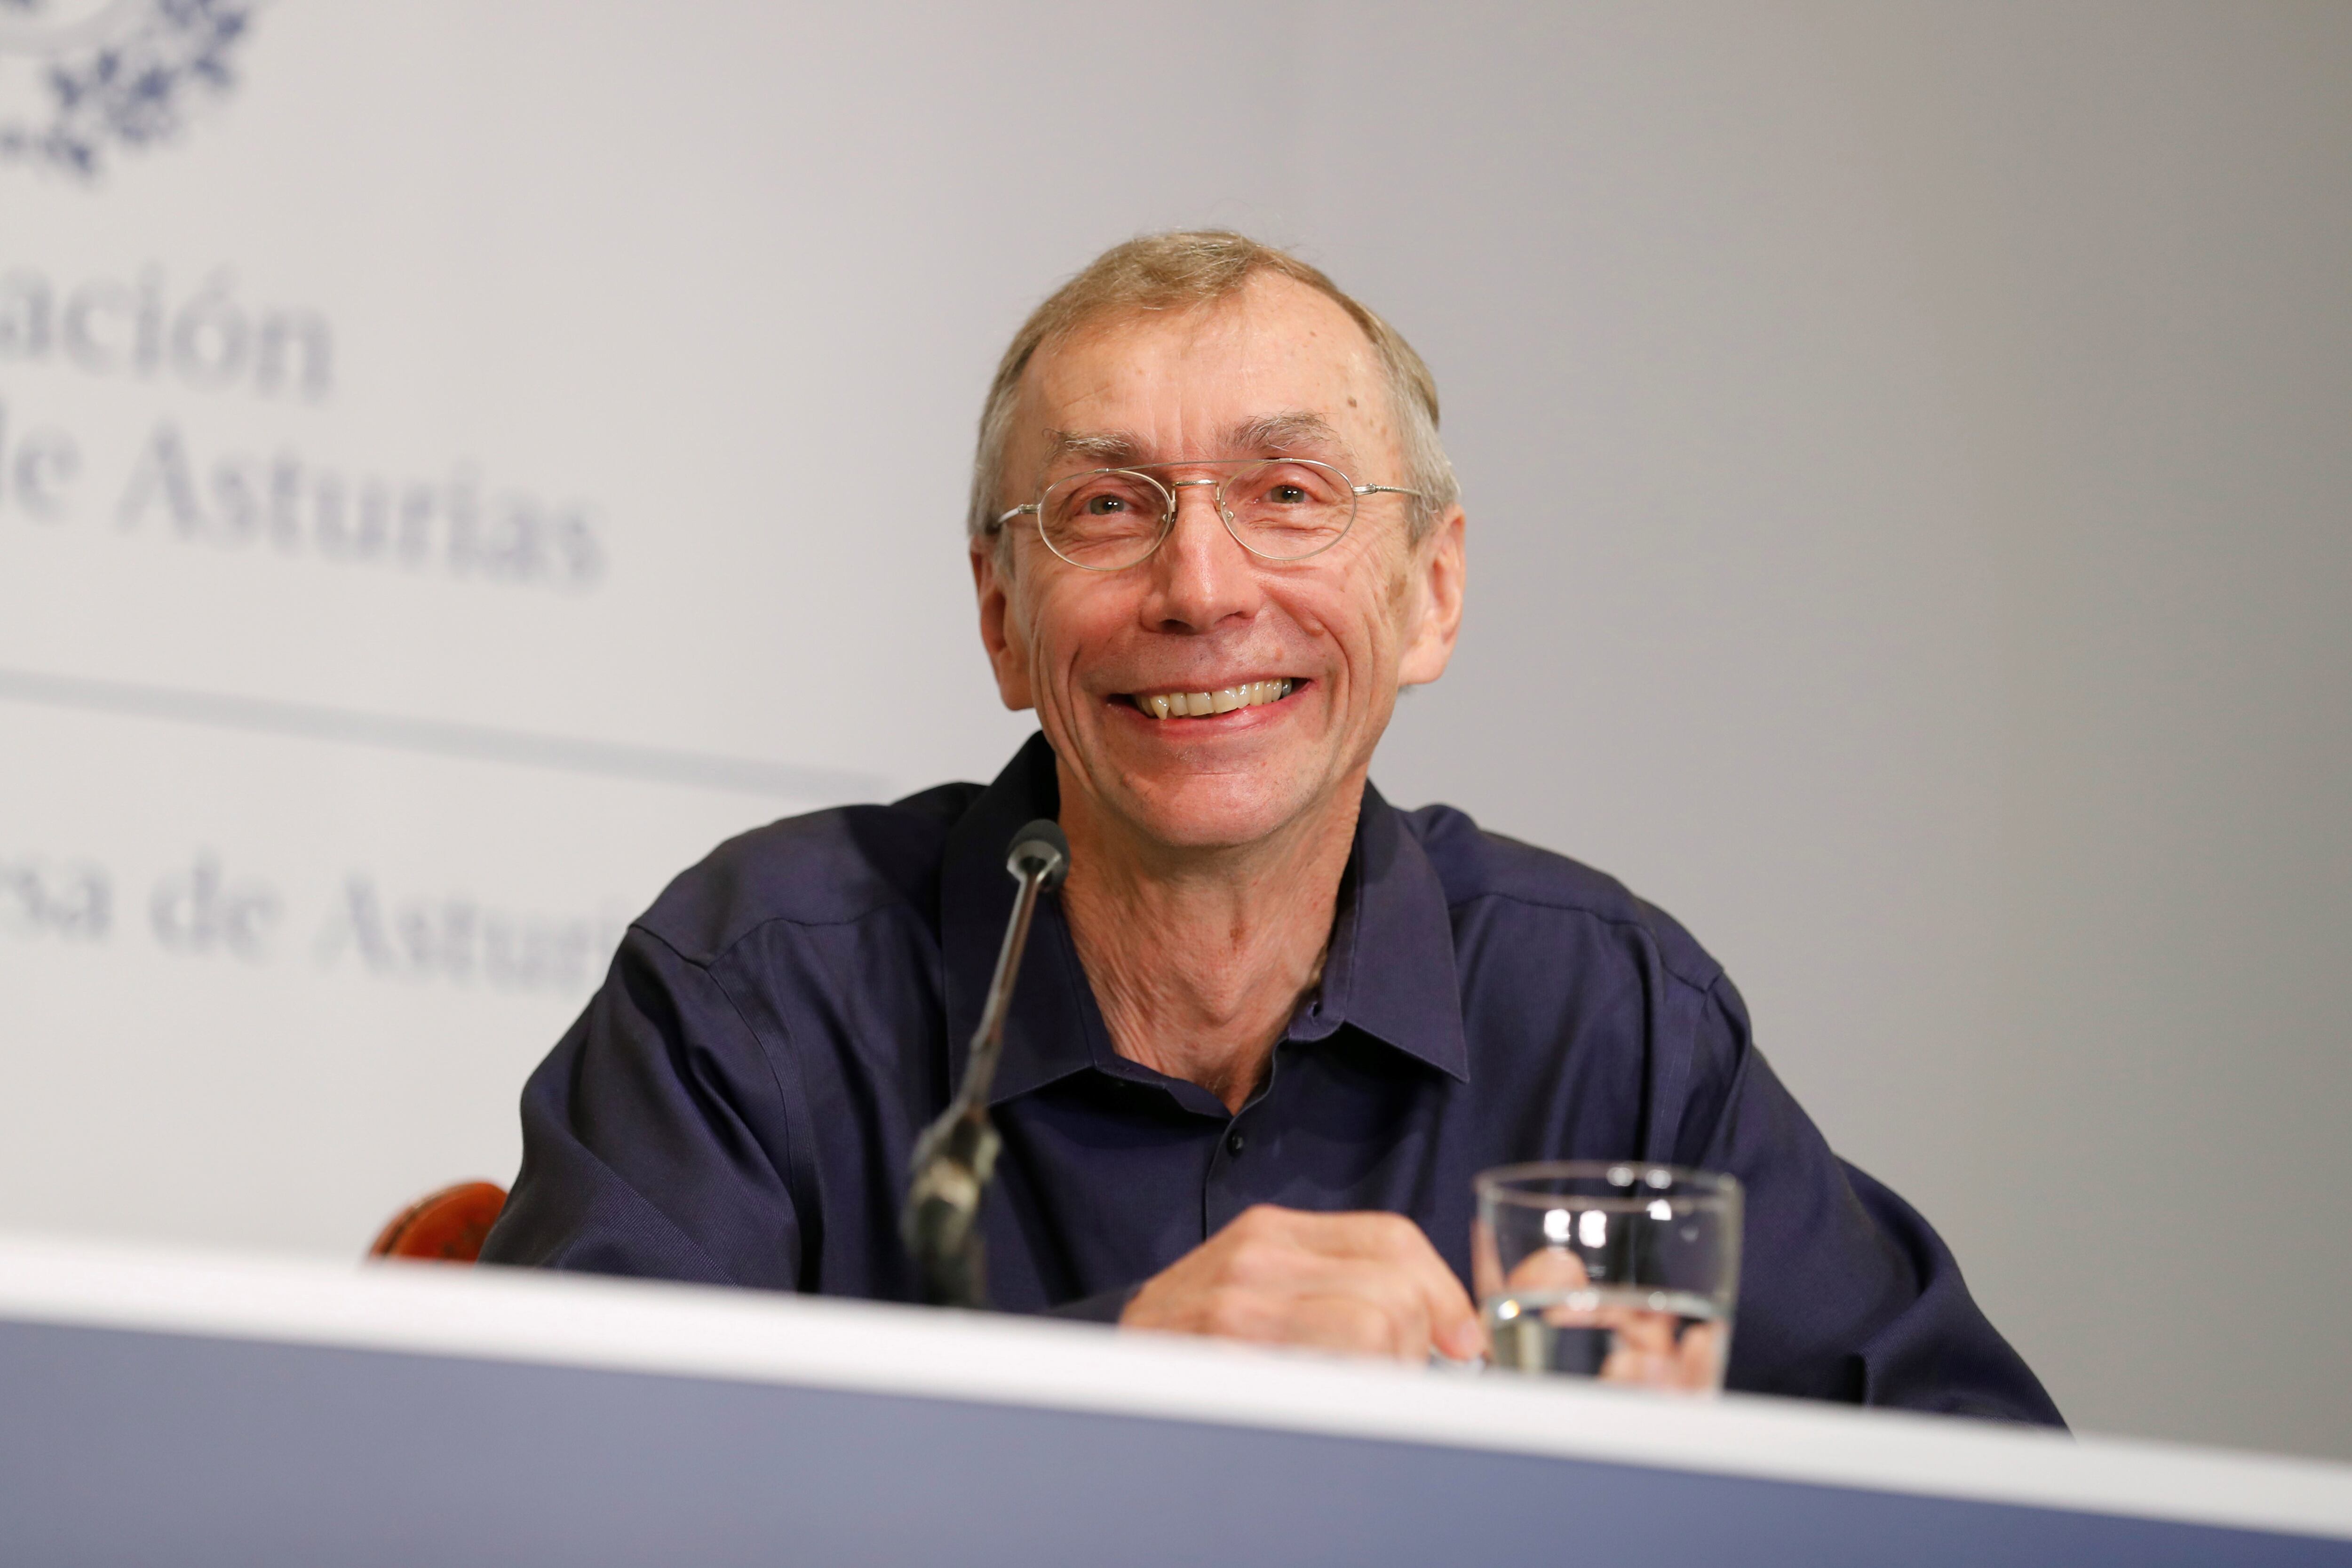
[1120,679,1301,721]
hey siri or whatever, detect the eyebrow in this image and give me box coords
[1041,429,1146,468]
[1231,411,1349,459]
[1039,412,1356,472]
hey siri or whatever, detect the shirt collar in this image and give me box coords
[940,733,1469,1106]
[1297,779,1470,1082]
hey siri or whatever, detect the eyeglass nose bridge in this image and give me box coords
[1155,475,1240,537]
[1163,477,1222,511]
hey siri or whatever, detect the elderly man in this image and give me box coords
[482,231,2059,1422]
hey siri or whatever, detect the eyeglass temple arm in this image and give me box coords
[1355,485,1423,498]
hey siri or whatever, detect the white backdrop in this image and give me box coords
[2,1,2346,1460]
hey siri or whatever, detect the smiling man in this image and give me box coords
[482,231,2060,1422]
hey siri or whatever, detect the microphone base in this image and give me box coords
[901,1107,1000,1309]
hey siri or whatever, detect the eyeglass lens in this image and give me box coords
[1038,461,1357,570]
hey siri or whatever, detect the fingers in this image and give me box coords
[1199,1289,1431,1359]
[1596,1309,1679,1385]
[1120,1206,1481,1364]
[1244,1207,1485,1361]
[1494,1257,1697,1388]
[1504,1247,1591,1296]
[1284,1294,1411,1358]
[1471,1218,1504,1302]
[1203,1261,1438,1358]
[1167,1211,1723,1390]
[1220,1240,1436,1355]
[1673,1321,1727,1391]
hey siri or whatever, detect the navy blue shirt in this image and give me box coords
[484,734,2060,1423]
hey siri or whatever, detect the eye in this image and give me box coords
[1084,493,1131,516]
[1237,462,1346,509]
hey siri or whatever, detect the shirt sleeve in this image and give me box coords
[477,924,804,1292]
[1677,976,2065,1426]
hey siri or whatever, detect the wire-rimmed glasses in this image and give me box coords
[993,459,1422,572]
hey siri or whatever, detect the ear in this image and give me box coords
[1397,505,1467,688]
[972,542,1036,711]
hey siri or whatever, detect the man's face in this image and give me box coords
[974,273,1466,852]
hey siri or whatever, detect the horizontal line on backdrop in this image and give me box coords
[0,666,882,804]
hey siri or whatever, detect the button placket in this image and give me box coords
[1204,1111,1256,1235]
[1201,1042,1289,1234]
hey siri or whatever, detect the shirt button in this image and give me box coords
[1226,1130,1247,1155]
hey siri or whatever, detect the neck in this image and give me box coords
[1056,768,1363,1115]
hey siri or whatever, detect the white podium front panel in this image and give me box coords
[2,1235,2348,1567]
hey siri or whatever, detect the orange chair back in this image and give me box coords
[368,1181,508,1264]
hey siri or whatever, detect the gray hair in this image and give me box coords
[967,230,1459,550]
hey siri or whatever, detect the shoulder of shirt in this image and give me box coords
[634,780,981,965]
[1392,799,1729,999]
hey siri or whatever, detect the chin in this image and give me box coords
[1115,770,1318,851]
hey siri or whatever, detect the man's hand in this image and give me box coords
[1118,1204,1485,1363]
[1485,1244,1725,1391]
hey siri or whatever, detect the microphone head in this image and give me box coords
[1006,819,1070,891]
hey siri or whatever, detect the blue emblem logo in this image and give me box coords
[0,0,256,177]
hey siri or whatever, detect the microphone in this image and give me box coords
[901,819,1070,1308]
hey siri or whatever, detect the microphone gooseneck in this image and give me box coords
[900,819,1069,1308]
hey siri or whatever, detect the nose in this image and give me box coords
[1137,480,1262,633]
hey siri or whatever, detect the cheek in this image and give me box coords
[1384,561,1415,616]
[1025,581,1131,683]
[1301,566,1416,685]
[1368,555,1425,660]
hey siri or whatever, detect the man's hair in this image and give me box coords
[967,230,1459,549]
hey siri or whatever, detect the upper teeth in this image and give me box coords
[1139,679,1295,720]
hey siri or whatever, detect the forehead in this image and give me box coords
[1011,274,1391,466]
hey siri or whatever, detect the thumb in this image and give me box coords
[1437,1299,1489,1362]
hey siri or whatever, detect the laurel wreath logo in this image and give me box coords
[0,0,258,178]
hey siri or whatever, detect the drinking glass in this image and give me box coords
[1473,1162,1742,1392]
